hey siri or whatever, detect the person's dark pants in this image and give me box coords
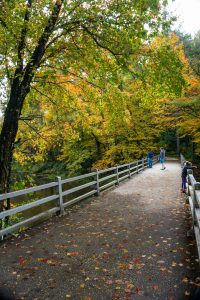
[190,287,200,300]
[148,158,153,168]
[182,175,187,190]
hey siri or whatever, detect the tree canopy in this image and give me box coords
[0,1,199,191]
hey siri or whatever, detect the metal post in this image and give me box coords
[57,176,64,214]
[95,169,100,196]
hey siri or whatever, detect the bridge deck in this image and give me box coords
[0,160,200,299]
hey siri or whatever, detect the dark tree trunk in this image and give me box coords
[92,133,102,158]
[0,80,30,197]
[0,87,21,227]
[176,130,180,155]
[192,142,195,159]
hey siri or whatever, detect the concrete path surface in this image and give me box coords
[0,160,200,300]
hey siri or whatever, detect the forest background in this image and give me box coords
[0,0,200,192]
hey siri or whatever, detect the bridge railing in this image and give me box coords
[0,156,158,238]
[181,154,200,259]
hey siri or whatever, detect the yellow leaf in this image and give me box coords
[127,283,135,289]
[66,252,79,256]
[37,258,43,262]
[184,291,190,296]
[123,248,129,253]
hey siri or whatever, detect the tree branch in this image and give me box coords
[22,120,49,143]
[21,0,64,91]
[0,16,7,29]
[32,86,57,106]
[16,1,33,73]
[82,25,123,59]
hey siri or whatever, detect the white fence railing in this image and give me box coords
[181,154,200,259]
[0,156,158,238]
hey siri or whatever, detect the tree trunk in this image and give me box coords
[92,133,102,158]
[176,130,180,155]
[0,85,25,195]
[192,142,195,159]
[0,91,20,230]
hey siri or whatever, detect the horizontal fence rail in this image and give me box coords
[181,154,200,259]
[0,156,158,238]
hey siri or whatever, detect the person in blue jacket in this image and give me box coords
[147,149,154,168]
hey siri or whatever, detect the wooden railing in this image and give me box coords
[180,154,200,259]
[0,156,158,238]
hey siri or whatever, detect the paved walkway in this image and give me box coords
[0,161,200,300]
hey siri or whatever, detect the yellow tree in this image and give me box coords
[1,0,171,196]
[14,34,187,175]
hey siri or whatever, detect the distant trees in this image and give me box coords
[172,31,200,156]
[178,30,200,76]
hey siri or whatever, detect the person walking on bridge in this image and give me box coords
[181,161,197,193]
[147,149,154,168]
[160,147,166,170]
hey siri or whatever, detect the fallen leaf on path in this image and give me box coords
[184,291,190,296]
[152,285,159,290]
[112,293,120,299]
[124,289,133,296]
[123,248,129,253]
[135,288,144,295]
[126,283,134,289]
[106,280,113,285]
[18,256,28,266]
[66,252,79,257]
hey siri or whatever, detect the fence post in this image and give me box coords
[187,170,193,197]
[115,165,119,185]
[95,169,100,196]
[57,176,64,214]
[180,154,185,167]
[142,158,144,170]
[193,182,200,227]
[136,161,139,173]
[128,163,131,178]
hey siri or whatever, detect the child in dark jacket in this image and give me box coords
[181,161,197,193]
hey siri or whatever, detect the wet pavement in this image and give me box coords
[0,160,200,300]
